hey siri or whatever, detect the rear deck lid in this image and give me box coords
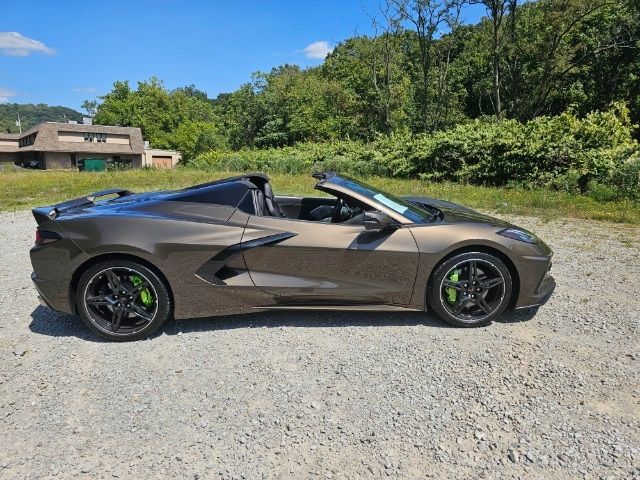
[31,188,135,225]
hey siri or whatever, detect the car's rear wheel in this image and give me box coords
[76,260,171,341]
[427,252,512,327]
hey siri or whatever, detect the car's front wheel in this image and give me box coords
[428,252,513,327]
[76,260,172,341]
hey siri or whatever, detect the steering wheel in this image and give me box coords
[331,198,347,223]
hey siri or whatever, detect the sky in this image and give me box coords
[0,0,486,112]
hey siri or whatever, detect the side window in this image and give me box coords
[237,191,256,214]
[331,195,372,224]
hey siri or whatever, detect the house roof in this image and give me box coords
[144,148,181,155]
[0,133,20,153]
[0,122,145,154]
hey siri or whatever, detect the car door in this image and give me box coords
[240,214,420,306]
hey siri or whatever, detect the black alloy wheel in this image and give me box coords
[428,252,513,327]
[76,260,171,341]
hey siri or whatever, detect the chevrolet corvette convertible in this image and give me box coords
[30,172,555,341]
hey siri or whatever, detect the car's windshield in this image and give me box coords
[335,176,434,223]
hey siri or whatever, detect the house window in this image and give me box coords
[83,132,106,142]
[19,132,37,147]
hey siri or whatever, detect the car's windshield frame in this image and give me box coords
[317,175,436,224]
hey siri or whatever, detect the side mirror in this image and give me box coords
[363,211,400,231]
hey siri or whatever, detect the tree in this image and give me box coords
[93,77,220,152]
[80,100,98,117]
[432,1,466,129]
[385,0,466,131]
[324,34,412,137]
[248,65,355,147]
[470,0,509,117]
[173,121,226,161]
[498,0,621,120]
[529,0,616,116]
[504,0,520,115]
[214,78,268,149]
[86,0,640,153]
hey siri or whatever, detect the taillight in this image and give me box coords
[35,229,61,246]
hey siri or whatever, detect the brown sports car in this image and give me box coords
[30,172,555,341]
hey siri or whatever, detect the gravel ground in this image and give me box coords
[1,209,639,480]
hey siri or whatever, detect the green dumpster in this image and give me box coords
[83,158,106,172]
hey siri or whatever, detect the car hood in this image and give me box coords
[404,196,513,228]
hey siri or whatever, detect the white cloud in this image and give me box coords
[0,87,17,103]
[0,32,56,56]
[302,41,333,59]
[72,87,97,93]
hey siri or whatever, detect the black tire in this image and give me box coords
[76,259,172,341]
[427,252,513,327]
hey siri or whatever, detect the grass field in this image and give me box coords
[1,168,638,224]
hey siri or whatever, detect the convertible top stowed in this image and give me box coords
[30,171,555,340]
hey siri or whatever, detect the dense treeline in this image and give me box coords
[89,0,640,199]
[191,105,639,201]
[0,104,82,133]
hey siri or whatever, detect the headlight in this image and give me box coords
[497,228,539,244]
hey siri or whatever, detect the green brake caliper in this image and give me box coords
[446,269,460,304]
[132,275,153,308]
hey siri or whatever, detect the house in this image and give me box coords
[0,121,181,170]
[142,147,182,169]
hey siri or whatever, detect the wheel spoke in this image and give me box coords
[477,295,492,314]
[86,295,112,306]
[482,278,503,289]
[468,261,477,283]
[452,296,466,313]
[125,280,150,297]
[111,307,125,331]
[105,270,121,294]
[443,280,464,291]
[127,303,153,322]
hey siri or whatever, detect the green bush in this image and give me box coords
[187,104,639,201]
[106,160,134,172]
[587,180,620,202]
[541,169,583,194]
[610,156,640,201]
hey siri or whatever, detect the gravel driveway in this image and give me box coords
[1,210,639,480]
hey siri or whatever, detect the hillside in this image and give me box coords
[0,103,83,134]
